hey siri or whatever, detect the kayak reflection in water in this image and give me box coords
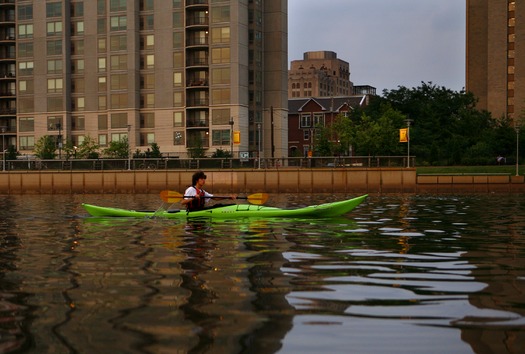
[181,171,236,212]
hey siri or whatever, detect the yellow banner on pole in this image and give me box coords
[233,131,241,144]
[399,128,408,143]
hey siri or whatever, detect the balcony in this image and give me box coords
[186,98,209,107]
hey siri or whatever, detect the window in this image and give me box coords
[19,136,35,150]
[72,2,84,17]
[211,27,230,44]
[98,134,108,146]
[211,6,229,23]
[141,74,155,89]
[19,117,35,132]
[98,38,107,53]
[140,133,155,146]
[173,72,183,87]
[72,59,84,74]
[71,39,84,55]
[212,108,230,125]
[212,68,230,85]
[47,116,62,131]
[18,24,33,39]
[173,131,184,145]
[98,96,107,110]
[111,74,127,90]
[212,47,230,64]
[18,43,33,57]
[18,5,33,21]
[141,93,154,108]
[47,59,62,74]
[19,97,34,113]
[212,88,230,104]
[111,113,127,128]
[173,52,183,67]
[72,116,85,130]
[98,58,107,72]
[212,129,230,145]
[313,113,324,127]
[140,15,154,30]
[19,80,34,94]
[173,91,183,107]
[47,97,63,112]
[173,12,182,27]
[141,0,154,11]
[111,133,128,142]
[48,78,63,93]
[110,16,127,31]
[173,112,184,127]
[110,35,127,51]
[173,32,183,47]
[142,54,154,69]
[98,18,106,34]
[301,114,311,128]
[47,40,62,55]
[98,114,108,129]
[111,55,127,70]
[73,97,85,111]
[110,0,126,12]
[140,113,155,128]
[111,93,128,109]
[72,78,85,93]
[98,76,107,91]
[72,21,84,35]
[141,35,154,50]
[46,2,62,18]
[19,61,34,75]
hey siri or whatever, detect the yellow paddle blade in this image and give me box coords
[246,193,269,205]
[159,190,183,203]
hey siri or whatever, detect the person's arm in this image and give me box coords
[180,188,196,207]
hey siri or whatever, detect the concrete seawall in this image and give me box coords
[1,168,524,194]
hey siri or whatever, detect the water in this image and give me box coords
[0,193,524,354]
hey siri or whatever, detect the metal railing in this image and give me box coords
[2,156,414,171]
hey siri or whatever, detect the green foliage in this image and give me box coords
[34,135,57,159]
[5,145,18,160]
[133,143,162,158]
[211,149,232,158]
[76,136,100,159]
[103,136,129,158]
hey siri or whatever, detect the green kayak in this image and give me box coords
[81,194,367,220]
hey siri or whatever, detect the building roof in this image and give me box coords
[288,96,369,114]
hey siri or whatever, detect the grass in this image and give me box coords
[416,165,523,175]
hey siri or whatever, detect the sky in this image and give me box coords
[288,0,466,94]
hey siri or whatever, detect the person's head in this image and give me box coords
[192,171,207,186]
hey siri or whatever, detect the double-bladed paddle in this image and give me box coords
[159,190,269,205]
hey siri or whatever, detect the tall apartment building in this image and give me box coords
[1,0,288,159]
[466,0,523,124]
[288,51,352,99]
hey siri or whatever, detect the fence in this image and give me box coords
[2,155,414,172]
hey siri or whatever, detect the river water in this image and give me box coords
[0,193,524,354]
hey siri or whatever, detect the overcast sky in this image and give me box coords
[288,0,466,94]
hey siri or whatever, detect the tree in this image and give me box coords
[103,136,129,158]
[212,149,232,158]
[34,135,57,159]
[77,136,101,159]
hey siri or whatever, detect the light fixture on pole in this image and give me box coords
[1,126,5,172]
[127,124,132,170]
[257,123,261,169]
[514,122,520,176]
[405,118,413,168]
[229,116,234,159]
[56,122,62,159]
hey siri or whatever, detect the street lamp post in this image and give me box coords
[56,122,62,159]
[1,126,5,172]
[514,123,520,176]
[257,123,261,169]
[405,118,413,168]
[229,116,234,160]
[127,124,132,170]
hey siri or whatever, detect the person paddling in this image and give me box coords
[181,171,236,211]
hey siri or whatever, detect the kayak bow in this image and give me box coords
[82,194,367,220]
